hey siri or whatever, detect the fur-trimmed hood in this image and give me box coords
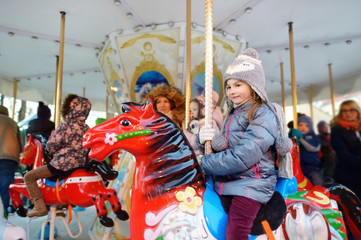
[142,84,185,127]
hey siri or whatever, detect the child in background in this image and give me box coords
[184,97,217,163]
[24,94,92,217]
[199,48,291,239]
[298,116,324,186]
[317,120,336,184]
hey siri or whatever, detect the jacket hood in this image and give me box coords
[298,115,314,134]
[66,97,91,122]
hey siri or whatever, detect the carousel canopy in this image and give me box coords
[0,0,361,111]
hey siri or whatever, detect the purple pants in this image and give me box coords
[226,196,261,240]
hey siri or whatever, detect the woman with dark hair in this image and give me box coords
[330,100,361,199]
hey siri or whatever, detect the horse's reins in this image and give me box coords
[114,129,151,141]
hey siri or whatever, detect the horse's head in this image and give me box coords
[21,134,39,165]
[83,99,171,161]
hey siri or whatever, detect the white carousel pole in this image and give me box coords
[184,0,192,130]
[204,0,213,154]
[55,12,66,128]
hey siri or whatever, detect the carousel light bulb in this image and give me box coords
[8,32,14,37]
[126,12,133,18]
[111,87,119,92]
[168,21,175,27]
[245,7,253,13]
[229,19,236,25]
[150,24,157,30]
[113,0,121,6]
[346,40,352,45]
[191,22,198,29]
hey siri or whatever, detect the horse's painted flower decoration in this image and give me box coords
[104,133,117,145]
[176,187,202,214]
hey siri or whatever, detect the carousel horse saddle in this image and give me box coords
[44,178,65,187]
[203,177,227,239]
[203,176,290,239]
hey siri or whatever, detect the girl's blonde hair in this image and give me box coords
[247,89,263,125]
[330,99,361,127]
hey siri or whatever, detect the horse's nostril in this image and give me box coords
[83,133,91,143]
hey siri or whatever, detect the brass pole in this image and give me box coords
[288,22,298,129]
[55,12,66,127]
[308,86,314,120]
[328,63,336,117]
[53,56,59,122]
[83,87,86,98]
[184,0,192,130]
[204,0,213,154]
[280,62,286,114]
[11,78,18,119]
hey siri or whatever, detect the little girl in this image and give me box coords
[199,48,290,239]
[24,94,91,217]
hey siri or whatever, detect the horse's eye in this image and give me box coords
[120,119,131,126]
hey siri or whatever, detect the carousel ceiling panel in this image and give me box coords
[0,0,360,111]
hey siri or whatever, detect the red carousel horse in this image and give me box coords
[9,133,129,227]
[83,100,361,240]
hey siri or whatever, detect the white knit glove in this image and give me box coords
[199,126,216,144]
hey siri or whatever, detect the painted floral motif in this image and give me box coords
[175,186,202,214]
[105,133,117,145]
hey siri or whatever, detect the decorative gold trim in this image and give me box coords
[121,33,177,49]
[191,35,236,53]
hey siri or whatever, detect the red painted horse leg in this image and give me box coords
[92,194,108,218]
[9,187,23,209]
[101,188,129,221]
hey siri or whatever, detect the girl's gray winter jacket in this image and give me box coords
[201,103,278,204]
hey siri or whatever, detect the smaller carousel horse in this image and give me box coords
[9,133,129,227]
[83,100,361,240]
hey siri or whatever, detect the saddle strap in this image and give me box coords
[55,179,73,223]
[56,178,66,204]
[261,220,275,240]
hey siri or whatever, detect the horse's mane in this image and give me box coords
[141,110,205,198]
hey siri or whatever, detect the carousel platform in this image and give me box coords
[7,205,97,240]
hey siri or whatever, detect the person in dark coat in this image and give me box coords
[330,100,361,199]
[317,120,336,183]
[26,101,55,140]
